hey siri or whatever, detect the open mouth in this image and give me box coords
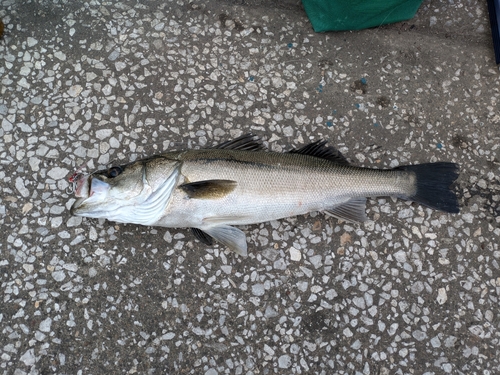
[73,174,111,199]
[71,174,112,216]
[73,173,90,198]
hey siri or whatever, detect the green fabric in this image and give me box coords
[302,0,424,32]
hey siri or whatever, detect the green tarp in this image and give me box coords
[302,0,424,32]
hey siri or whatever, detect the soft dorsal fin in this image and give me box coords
[325,197,368,223]
[179,179,237,199]
[289,140,350,165]
[213,133,264,151]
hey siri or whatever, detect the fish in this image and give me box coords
[70,134,460,256]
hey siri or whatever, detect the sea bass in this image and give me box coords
[70,134,459,256]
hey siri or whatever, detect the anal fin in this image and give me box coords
[202,225,248,256]
[325,197,368,223]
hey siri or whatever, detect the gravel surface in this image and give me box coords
[1,0,499,374]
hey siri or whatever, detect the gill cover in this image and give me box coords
[71,161,180,226]
[104,166,180,225]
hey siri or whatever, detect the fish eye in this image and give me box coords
[106,166,123,178]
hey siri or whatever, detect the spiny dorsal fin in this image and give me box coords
[289,140,350,165]
[180,179,237,199]
[325,197,368,223]
[213,133,264,151]
[191,228,213,246]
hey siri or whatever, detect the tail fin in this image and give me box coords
[396,163,460,213]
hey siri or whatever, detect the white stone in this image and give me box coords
[54,51,67,61]
[437,288,447,305]
[161,332,175,340]
[264,344,275,355]
[89,227,98,240]
[52,270,66,282]
[343,327,353,337]
[29,156,41,171]
[2,118,13,131]
[296,281,308,292]
[278,355,292,368]
[95,129,112,140]
[310,285,322,293]
[27,37,38,47]
[252,284,265,296]
[51,216,63,228]
[282,126,294,137]
[412,330,427,341]
[394,250,407,263]
[430,336,441,347]
[115,61,127,71]
[48,167,69,180]
[462,213,474,223]
[273,258,287,270]
[23,264,34,273]
[63,263,78,272]
[68,85,83,97]
[15,177,30,197]
[39,317,52,332]
[20,349,36,366]
[108,50,120,61]
[398,208,413,219]
[289,247,301,261]
[353,296,366,309]
[264,306,278,318]
[20,66,31,76]
[66,216,82,227]
[309,255,322,268]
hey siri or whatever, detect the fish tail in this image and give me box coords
[396,162,460,213]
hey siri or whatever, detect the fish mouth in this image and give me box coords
[70,175,111,215]
[74,173,90,198]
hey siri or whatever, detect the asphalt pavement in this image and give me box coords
[1,0,499,374]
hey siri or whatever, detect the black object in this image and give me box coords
[487,0,500,64]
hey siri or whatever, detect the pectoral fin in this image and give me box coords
[202,225,248,256]
[180,180,237,199]
[326,197,368,223]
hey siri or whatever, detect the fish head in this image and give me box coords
[70,157,180,225]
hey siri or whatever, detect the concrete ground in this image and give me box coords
[1,0,499,374]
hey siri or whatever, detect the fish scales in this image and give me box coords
[171,149,414,219]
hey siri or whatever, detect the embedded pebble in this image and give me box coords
[48,167,69,180]
[67,85,83,97]
[20,349,36,366]
[278,355,292,369]
[289,247,301,261]
[251,284,265,296]
[437,288,448,304]
[54,51,67,61]
[51,270,66,282]
[39,318,52,333]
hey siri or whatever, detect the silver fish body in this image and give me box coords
[71,135,459,256]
